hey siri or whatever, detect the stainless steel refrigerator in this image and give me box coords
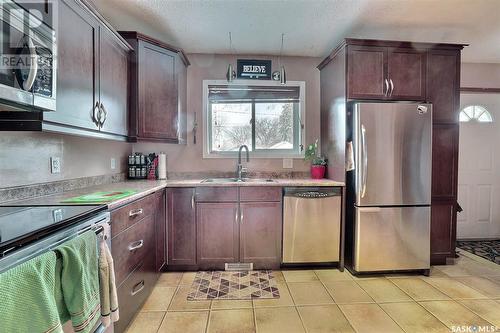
[350,102,432,272]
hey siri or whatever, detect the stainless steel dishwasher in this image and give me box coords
[282,187,341,263]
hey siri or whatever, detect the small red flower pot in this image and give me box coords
[310,165,326,179]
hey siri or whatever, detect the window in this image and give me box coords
[460,105,493,123]
[203,80,305,158]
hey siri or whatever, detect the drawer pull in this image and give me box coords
[129,208,144,217]
[128,240,144,251]
[131,280,145,296]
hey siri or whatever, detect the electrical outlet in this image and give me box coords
[50,157,61,174]
[110,158,116,170]
[283,158,293,169]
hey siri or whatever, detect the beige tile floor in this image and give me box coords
[126,251,500,333]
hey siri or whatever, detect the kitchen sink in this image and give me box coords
[200,178,275,183]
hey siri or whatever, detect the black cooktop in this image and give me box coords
[0,205,106,255]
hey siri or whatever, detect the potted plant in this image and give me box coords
[304,139,327,179]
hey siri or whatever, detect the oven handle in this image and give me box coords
[23,36,38,91]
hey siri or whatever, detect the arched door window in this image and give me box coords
[460,105,493,123]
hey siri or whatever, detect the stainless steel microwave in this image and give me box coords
[0,0,56,111]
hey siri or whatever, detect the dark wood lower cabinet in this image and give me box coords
[240,202,282,269]
[431,201,457,265]
[197,202,239,269]
[167,188,197,266]
[155,190,167,271]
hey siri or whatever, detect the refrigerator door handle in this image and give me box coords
[361,124,367,198]
[357,207,381,213]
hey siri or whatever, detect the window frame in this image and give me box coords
[202,79,306,159]
[459,104,493,123]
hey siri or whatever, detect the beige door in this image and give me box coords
[457,93,500,239]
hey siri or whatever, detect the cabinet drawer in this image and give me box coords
[196,187,238,202]
[240,187,282,202]
[112,214,155,285]
[114,253,157,333]
[111,193,155,237]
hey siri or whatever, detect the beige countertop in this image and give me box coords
[5,178,345,210]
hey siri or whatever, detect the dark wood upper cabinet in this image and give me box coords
[98,27,129,137]
[120,32,190,143]
[167,187,197,266]
[387,48,426,100]
[427,49,461,123]
[346,44,426,101]
[43,0,131,140]
[196,202,239,269]
[45,0,100,131]
[347,45,386,99]
[240,202,282,269]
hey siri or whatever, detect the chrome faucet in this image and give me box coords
[236,145,250,181]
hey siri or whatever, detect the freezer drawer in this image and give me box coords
[282,192,341,263]
[354,206,430,272]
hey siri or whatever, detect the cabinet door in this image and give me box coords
[138,42,178,140]
[155,190,167,272]
[431,201,457,265]
[167,188,196,266]
[45,0,99,130]
[347,45,387,99]
[427,50,461,123]
[240,202,282,269]
[432,124,459,199]
[387,48,426,101]
[98,27,129,137]
[197,203,239,269]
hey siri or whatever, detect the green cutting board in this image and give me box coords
[61,190,138,203]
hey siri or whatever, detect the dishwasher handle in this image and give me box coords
[284,187,341,198]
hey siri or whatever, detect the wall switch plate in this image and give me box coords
[50,157,61,174]
[110,158,116,170]
[283,158,293,169]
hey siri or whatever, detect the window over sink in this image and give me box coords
[203,80,305,158]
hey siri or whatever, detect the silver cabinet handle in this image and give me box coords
[128,240,144,251]
[191,194,195,210]
[99,102,107,127]
[131,280,145,296]
[361,124,367,198]
[22,35,38,91]
[235,207,239,224]
[129,208,143,217]
[240,210,244,224]
[92,102,100,127]
[389,79,394,97]
[384,79,389,97]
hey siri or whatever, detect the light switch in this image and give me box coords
[110,158,116,170]
[50,157,61,174]
[283,158,293,169]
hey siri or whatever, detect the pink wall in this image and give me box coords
[461,63,500,87]
[133,54,322,174]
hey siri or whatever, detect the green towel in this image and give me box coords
[0,251,66,333]
[56,231,100,333]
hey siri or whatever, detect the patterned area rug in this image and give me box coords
[457,239,500,264]
[187,271,280,300]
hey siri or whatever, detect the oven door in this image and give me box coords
[0,0,56,111]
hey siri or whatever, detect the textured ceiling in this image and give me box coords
[93,0,500,63]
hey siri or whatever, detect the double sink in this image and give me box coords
[201,178,275,184]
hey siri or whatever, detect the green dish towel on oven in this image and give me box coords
[56,230,101,333]
[0,251,67,333]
